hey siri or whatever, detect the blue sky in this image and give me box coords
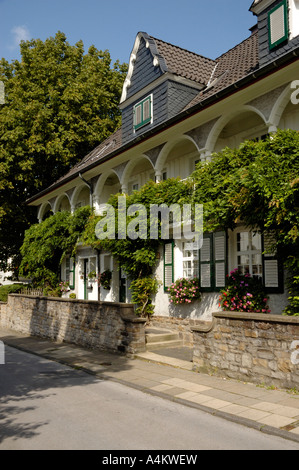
[1,0,256,66]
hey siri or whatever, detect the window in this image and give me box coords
[233,229,283,293]
[237,231,262,277]
[65,257,75,289]
[268,0,288,50]
[182,241,199,279]
[133,95,152,131]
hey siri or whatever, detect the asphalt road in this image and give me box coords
[0,346,298,451]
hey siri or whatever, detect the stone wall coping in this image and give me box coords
[191,311,299,333]
[7,293,133,308]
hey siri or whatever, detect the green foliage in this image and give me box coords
[130,277,160,319]
[284,258,299,316]
[190,130,299,315]
[167,278,201,305]
[80,179,192,316]
[0,283,27,302]
[81,178,191,279]
[0,32,127,269]
[17,130,299,316]
[219,269,270,313]
[19,206,91,288]
[190,130,299,240]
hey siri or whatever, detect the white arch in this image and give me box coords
[94,170,121,197]
[205,105,267,154]
[121,154,155,189]
[70,183,90,210]
[53,193,71,214]
[155,134,200,174]
[37,202,52,222]
[269,83,294,129]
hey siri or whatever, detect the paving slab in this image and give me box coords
[1,327,299,446]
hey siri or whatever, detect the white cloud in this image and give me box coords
[11,25,31,48]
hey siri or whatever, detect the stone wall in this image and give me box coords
[150,315,211,346]
[192,312,299,390]
[0,294,146,355]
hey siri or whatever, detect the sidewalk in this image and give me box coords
[1,326,299,445]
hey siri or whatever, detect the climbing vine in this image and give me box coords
[19,130,299,316]
[19,206,92,289]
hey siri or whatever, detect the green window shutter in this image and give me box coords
[268,0,288,50]
[199,232,227,292]
[199,234,213,292]
[68,257,75,290]
[214,231,227,290]
[134,95,152,130]
[164,242,174,291]
[262,232,284,293]
[134,103,142,128]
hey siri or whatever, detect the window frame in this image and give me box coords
[182,241,199,280]
[64,256,75,290]
[133,95,153,131]
[236,231,263,279]
[268,0,289,50]
[231,227,284,294]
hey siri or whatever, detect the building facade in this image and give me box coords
[27,0,299,319]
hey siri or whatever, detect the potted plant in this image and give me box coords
[219,269,271,313]
[167,278,201,305]
[97,269,112,290]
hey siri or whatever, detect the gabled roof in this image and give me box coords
[150,35,216,86]
[120,32,215,103]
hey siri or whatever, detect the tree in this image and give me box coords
[0,32,127,272]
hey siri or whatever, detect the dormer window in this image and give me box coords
[268,0,289,50]
[133,95,152,131]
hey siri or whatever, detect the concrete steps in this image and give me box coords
[145,327,183,351]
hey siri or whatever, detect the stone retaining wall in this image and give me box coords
[192,312,299,390]
[0,294,146,355]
